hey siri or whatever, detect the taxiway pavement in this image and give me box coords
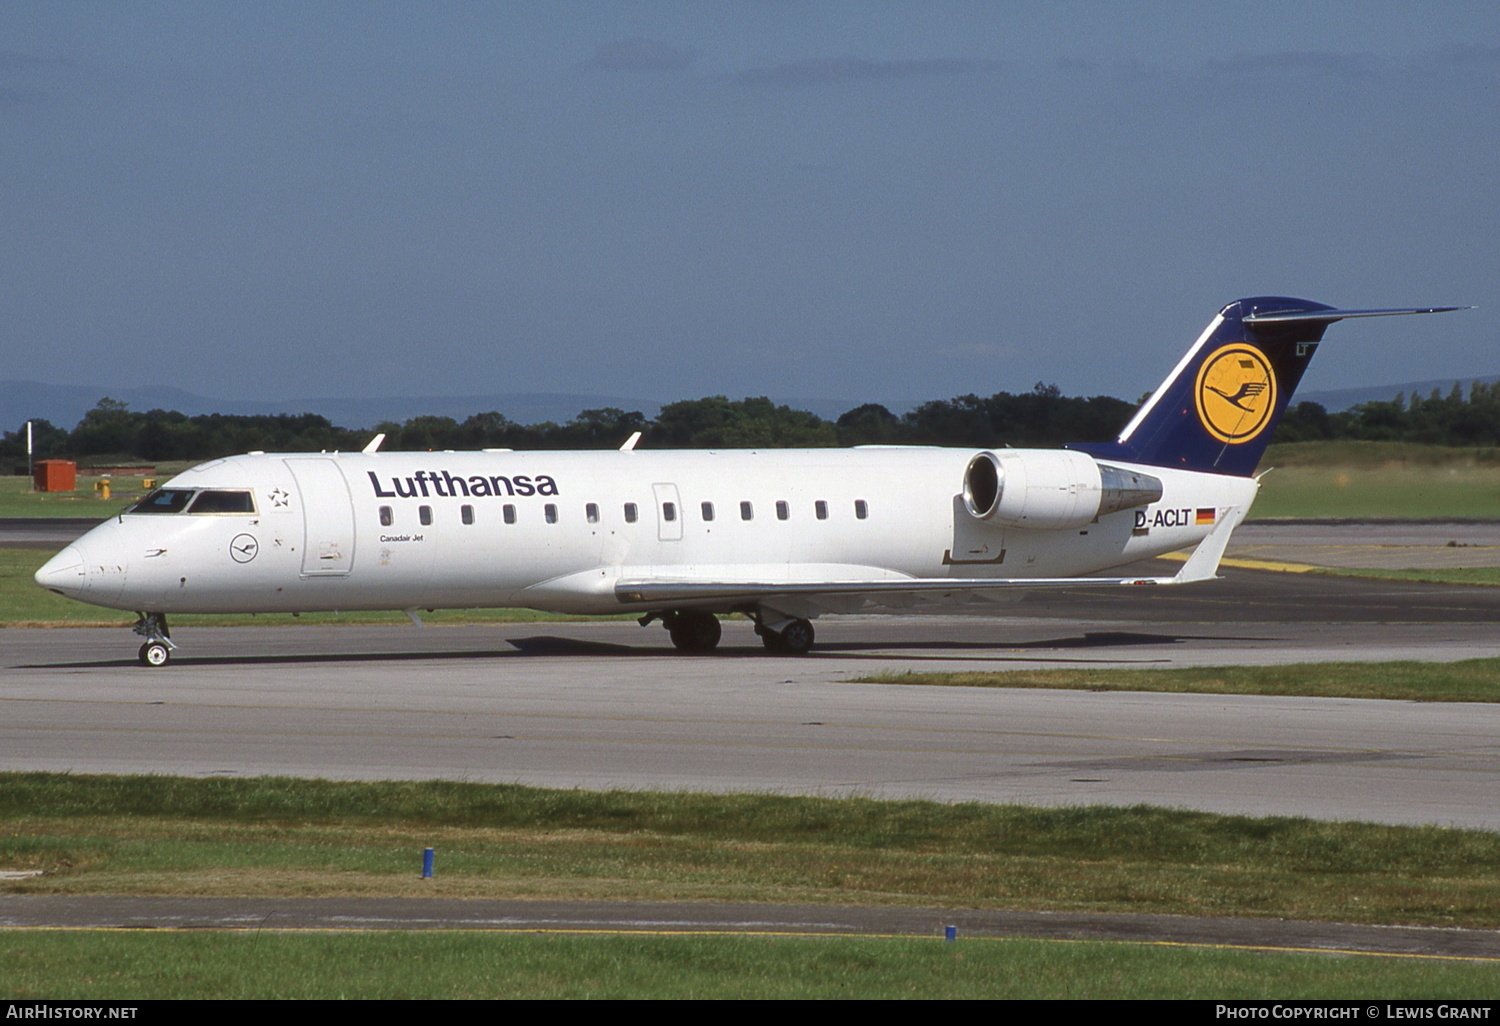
[4,895,1498,960]
[4,564,1500,830]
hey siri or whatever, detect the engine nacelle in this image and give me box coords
[962,450,1162,530]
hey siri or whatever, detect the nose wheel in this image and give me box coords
[138,641,171,667]
[132,613,176,666]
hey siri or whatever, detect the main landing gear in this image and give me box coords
[755,616,815,655]
[640,609,816,655]
[132,612,176,666]
[643,609,724,653]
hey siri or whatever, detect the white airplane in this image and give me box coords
[36,297,1463,666]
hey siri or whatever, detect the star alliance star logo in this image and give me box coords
[267,488,290,508]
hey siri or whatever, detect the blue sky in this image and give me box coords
[3,2,1496,412]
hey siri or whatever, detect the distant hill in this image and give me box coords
[0,380,907,433]
[1301,375,1500,413]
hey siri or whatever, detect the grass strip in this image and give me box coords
[2,932,1496,999]
[1312,566,1500,588]
[859,657,1500,704]
[5,773,1500,928]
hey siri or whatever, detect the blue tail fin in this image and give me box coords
[1067,297,1466,476]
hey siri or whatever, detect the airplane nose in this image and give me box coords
[35,545,87,596]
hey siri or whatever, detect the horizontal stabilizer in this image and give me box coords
[1244,306,1470,325]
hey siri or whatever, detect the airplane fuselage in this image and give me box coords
[36,297,1463,664]
[38,447,1256,617]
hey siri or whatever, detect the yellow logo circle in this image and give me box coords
[1194,345,1278,444]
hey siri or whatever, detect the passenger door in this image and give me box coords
[284,458,356,577]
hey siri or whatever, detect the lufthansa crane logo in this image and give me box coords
[229,534,260,564]
[1194,344,1278,444]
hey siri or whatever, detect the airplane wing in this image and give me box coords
[605,505,1248,606]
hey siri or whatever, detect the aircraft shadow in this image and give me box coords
[23,630,1277,669]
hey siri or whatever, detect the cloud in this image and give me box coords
[0,50,49,70]
[735,56,993,87]
[0,50,60,107]
[586,39,695,72]
[1423,43,1500,69]
[1204,51,1383,81]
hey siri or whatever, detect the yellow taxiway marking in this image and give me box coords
[1157,551,1318,573]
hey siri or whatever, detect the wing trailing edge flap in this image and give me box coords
[584,506,1249,607]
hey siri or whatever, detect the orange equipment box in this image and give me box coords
[33,460,77,492]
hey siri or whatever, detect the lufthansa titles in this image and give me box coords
[367,470,559,500]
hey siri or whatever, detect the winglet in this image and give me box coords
[619,431,642,452]
[1170,505,1247,584]
[362,433,386,454]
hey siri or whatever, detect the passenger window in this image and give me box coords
[586,503,599,524]
[503,504,517,525]
[545,503,558,524]
[776,500,789,521]
[740,501,753,521]
[419,505,433,526]
[855,500,868,520]
[815,500,828,520]
[663,502,676,522]
[379,506,393,527]
[701,501,714,522]
[461,504,474,525]
[624,502,638,524]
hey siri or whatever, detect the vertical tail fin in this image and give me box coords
[1068,297,1466,476]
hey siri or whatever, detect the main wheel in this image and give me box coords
[763,618,815,655]
[138,641,171,667]
[779,618,815,655]
[667,610,722,652]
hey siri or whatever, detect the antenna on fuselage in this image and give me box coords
[619,431,642,452]
[362,433,386,454]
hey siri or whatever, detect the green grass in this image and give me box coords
[859,657,1500,704]
[1262,440,1500,467]
[1254,465,1500,520]
[0,474,153,518]
[1314,566,1500,587]
[2,931,1495,999]
[1255,442,1500,520]
[7,774,1500,928]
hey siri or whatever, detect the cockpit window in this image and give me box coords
[130,489,195,514]
[188,490,257,514]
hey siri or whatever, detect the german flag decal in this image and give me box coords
[1196,508,1216,525]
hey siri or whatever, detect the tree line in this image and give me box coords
[4,380,1499,469]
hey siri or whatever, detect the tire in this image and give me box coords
[667,611,722,652]
[778,619,815,655]
[138,641,170,667]
[762,618,814,655]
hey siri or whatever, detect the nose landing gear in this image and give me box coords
[132,612,176,666]
[638,609,817,655]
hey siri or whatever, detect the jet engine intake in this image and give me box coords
[962,451,1162,530]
